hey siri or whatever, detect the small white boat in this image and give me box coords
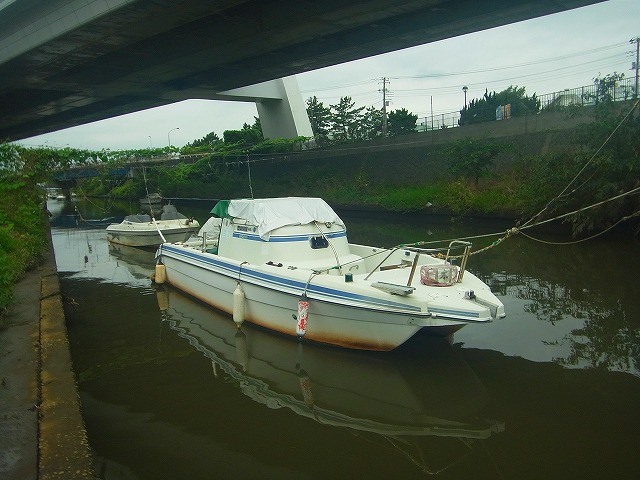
[140,192,163,205]
[154,197,505,351]
[107,204,199,247]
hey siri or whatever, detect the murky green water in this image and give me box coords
[49,198,640,480]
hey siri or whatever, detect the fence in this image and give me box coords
[537,77,636,109]
[415,77,637,131]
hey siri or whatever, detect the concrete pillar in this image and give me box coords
[216,76,313,140]
[255,77,313,139]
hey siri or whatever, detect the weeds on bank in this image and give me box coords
[0,146,48,320]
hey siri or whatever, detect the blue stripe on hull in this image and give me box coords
[232,230,347,242]
[158,245,485,322]
[158,244,426,315]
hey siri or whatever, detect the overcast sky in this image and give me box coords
[17,0,640,151]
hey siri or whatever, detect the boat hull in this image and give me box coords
[107,224,199,247]
[157,244,476,351]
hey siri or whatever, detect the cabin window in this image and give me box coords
[309,235,329,249]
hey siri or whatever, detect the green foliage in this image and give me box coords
[330,96,366,143]
[358,106,384,141]
[0,167,47,316]
[185,131,220,149]
[305,96,421,144]
[585,72,627,104]
[306,96,332,144]
[552,91,640,234]
[445,138,510,186]
[460,85,541,125]
[247,137,308,154]
[223,124,263,149]
[376,185,442,212]
[387,108,418,136]
[111,179,145,199]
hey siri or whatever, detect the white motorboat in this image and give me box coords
[107,204,199,247]
[140,192,163,205]
[154,197,505,351]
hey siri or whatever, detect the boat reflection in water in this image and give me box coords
[155,286,504,474]
[108,242,157,282]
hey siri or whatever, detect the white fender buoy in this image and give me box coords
[154,264,166,284]
[233,283,245,327]
[296,297,309,337]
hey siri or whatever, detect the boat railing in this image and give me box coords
[366,241,473,285]
[405,240,472,281]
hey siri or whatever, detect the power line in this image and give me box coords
[299,42,628,96]
[390,42,627,80]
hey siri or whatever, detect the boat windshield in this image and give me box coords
[160,205,187,220]
[124,214,152,223]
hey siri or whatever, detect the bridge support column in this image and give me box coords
[216,76,313,140]
[255,77,313,139]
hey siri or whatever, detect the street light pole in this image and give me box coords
[148,136,152,148]
[462,86,468,109]
[631,37,639,100]
[167,127,179,148]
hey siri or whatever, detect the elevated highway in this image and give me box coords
[1,0,604,141]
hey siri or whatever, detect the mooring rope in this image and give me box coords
[521,98,640,229]
[142,166,167,243]
[401,99,640,256]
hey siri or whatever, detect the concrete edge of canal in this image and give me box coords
[0,225,97,479]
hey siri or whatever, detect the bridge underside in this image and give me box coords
[0,0,604,141]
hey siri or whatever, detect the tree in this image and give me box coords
[329,96,365,143]
[585,72,626,104]
[187,131,220,148]
[358,106,384,140]
[306,96,332,144]
[459,85,540,125]
[562,71,640,234]
[387,108,418,136]
[250,116,263,135]
[223,122,263,148]
[445,138,509,186]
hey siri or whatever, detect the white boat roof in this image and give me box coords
[227,197,345,240]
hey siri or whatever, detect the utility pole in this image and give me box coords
[632,37,639,100]
[380,77,389,136]
[430,96,434,131]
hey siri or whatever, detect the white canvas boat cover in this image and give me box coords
[227,197,345,240]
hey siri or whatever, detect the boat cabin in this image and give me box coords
[214,197,366,274]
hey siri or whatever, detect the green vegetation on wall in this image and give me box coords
[0,144,49,316]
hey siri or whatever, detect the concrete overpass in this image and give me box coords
[0,0,605,141]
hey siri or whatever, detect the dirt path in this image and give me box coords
[0,234,96,479]
[0,263,43,479]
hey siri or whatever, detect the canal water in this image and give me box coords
[48,198,640,480]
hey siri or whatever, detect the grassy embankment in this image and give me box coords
[79,101,637,233]
[0,151,49,322]
[77,143,563,219]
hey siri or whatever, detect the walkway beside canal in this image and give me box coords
[0,230,96,479]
